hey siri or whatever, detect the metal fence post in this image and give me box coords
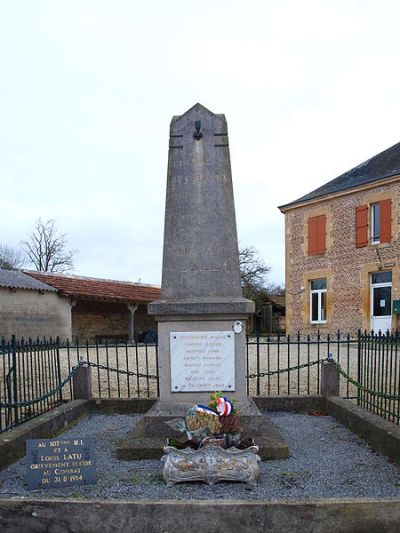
[357,329,361,406]
[256,328,260,396]
[11,335,18,425]
[56,337,63,404]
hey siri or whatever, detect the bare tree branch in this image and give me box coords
[21,218,75,273]
[0,244,25,270]
[239,246,270,292]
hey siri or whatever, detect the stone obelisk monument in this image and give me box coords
[117,104,288,459]
[149,103,255,412]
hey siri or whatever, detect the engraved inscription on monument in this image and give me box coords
[170,331,235,392]
[26,437,96,489]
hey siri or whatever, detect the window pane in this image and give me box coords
[320,291,326,321]
[311,293,319,321]
[311,278,326,290]
[371,203,380,241]
[372,271,392,284]
[373,286,392,316]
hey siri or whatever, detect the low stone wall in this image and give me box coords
[0,498,400,533]
[254,394,326,412]
[0,400,89,470]
[325,396,400,463]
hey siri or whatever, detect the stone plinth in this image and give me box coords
[116,397,289,461]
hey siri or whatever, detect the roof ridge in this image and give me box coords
[279,140,400,210]
[23,270,160,289]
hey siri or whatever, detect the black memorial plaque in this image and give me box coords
[26,437,96,489]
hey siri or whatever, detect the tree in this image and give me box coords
[21,218,74,273]
[0,244,25,270]
[265,281,285,297]
[239,246,270,295]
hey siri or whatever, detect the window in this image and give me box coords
[308,215,326,255]
[356,199,391,247]
[310,278,327,323]
[370,203,380,243]
[371,271,392,284]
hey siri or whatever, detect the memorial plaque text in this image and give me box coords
[170,331,235,392]
[26,437,96,489]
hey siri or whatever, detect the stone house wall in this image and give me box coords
[285,180,400,335]
[0,288,72,340]
[71,300,157,342]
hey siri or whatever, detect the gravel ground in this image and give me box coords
[0,412,399,501]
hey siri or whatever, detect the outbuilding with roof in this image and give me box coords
[0,270,160,342]
[23,271,160,343]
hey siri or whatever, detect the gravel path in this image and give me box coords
[0,412,399,501]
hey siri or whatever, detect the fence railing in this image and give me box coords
[1,331,400,434]
[357,331,400,424]
[0,337,159,433]
[246,331,358,399]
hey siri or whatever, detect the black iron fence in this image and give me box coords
[355,331,399,424]
[246,331,358,399]
[0,337,159,433]
[1,331,399,433]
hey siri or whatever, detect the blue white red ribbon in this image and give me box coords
[216,397,234,416]
[194,404,219,416]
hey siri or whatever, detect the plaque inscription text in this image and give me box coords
[170,331,235,392]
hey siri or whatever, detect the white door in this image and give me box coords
[370,272,392,333]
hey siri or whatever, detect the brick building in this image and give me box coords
[22,271,160,342]
[279,141,400,335]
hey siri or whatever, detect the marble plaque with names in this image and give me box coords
[170,331,235,392]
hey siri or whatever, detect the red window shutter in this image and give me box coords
[316,215,326,254]
[380,199,392,243]
[356,205,368,247]
[308,215,326,255]
[308,217,317,255]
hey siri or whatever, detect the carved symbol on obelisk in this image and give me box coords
[193,120,203,140]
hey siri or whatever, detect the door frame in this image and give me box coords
[370,278,392,333]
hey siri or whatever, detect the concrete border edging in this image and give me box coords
[253,394,326,412]
[1,498,400,533]
[0,400,90,470]
[325,396,400,463]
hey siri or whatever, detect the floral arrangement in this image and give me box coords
[165,392,252,450]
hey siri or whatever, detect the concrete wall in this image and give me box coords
[284,181,400,335]
[0,288,71,340]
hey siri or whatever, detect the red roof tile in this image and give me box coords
[23,271,160,303]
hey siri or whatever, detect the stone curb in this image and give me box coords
[1,497,400,532]
[0,400,89,471]
[325,396,400,463]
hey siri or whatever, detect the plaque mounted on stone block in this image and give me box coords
[170,331,235,392]
[26,437,96,489]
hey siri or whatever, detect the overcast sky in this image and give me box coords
[1,0,400,286]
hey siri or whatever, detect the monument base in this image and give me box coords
[116,398,289,461]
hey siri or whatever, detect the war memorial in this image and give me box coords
[117,103,288,464]
[0,105,400,531]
